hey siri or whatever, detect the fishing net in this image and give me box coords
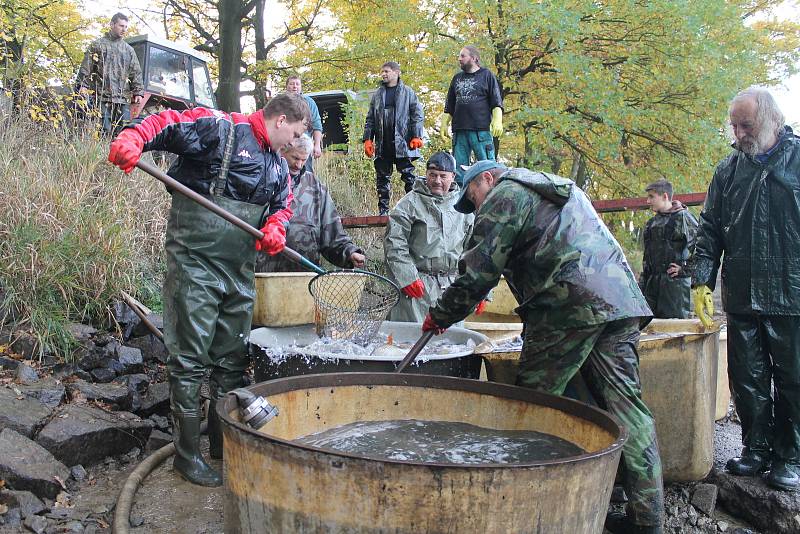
[308,270,400,345]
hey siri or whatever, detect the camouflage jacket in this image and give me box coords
[256,170,362,272]
[693,125,800,314]
[77,32,144,104]
[430,168,652,330]
[641,202,698,281]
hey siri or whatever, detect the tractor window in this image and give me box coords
[192,59,215,108]
[146,47,191,101]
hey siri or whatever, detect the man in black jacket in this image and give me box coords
[362,61,425,215]
[108,93,309,487]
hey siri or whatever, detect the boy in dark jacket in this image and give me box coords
[108,93,309,487]
[640,180,698,319]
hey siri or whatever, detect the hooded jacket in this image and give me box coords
[362,80,424,159]
[693,125,800,314]
[77,32,144,104]
[431,168,651,329]
[385,178,473,322]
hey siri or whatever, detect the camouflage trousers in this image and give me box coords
[516,317,664,527]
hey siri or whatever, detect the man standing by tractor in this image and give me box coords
[362,61,425,215]
[107,93,309,487]
[77,12,143,136]
[423,161,664,533]
[284,75,323,172]
[440,46,503,185]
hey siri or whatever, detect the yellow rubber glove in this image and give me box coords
[490,107,503,137]
[692,286,714,328]
[439,114,451,141]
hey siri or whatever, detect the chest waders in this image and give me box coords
[162,122,267,486]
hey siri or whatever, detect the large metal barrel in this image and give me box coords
[220,373,626,533]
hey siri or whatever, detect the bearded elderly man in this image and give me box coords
[422,161,663,534]
[692,87,800,491]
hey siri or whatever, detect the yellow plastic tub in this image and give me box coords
[253,272,316,327]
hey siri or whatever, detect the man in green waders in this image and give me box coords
[107,93,309,487]
[422,161,664,533]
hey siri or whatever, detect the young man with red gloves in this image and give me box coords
[362,61,425,215]
[108,92,309,487]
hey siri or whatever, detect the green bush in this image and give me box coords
[0,116,169,360]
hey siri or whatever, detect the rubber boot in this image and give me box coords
[172,413,222,487]
[605,511,663,534]
[208,399,223,460]
[766,461,800,491]
[725,448,770,476]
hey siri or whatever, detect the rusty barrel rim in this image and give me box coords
[220,372,628,469]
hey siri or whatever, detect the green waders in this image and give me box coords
[163,192,265,486]
[516,318,664,530]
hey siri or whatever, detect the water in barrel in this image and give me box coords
[295,419,585,464]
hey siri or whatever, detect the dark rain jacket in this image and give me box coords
[256,170,362,272]
[431,168,652,330]
[124,107,291,220]
[640,202,698,318]
[77,32,144,104]
[362,80,424,159]
[692,125,800,315]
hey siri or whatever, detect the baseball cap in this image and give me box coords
[426,151,456,173]
[453,160,507,213]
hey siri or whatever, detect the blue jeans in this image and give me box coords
[452,130,496,185]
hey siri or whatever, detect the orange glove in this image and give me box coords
[364,140,375,157]
[255,216,286,255]
[408,137,423,150]
[422,314,446,335]
[108,129,144,173]
[402,279,425,299]
[475,300,487,315]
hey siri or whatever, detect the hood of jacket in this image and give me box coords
[497,168,573,207]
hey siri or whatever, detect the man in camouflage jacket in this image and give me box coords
[77,12,143,136]
[424,161,664,534]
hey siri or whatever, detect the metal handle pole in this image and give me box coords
[134,160,326,275]
[395,330,435,373]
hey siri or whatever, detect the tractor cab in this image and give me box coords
[125,34,216,117]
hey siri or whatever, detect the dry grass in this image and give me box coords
[0,115,169,359]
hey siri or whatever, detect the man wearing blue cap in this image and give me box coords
[422,161,664,534]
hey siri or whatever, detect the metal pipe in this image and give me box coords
[134,160,326,275]
[395,330,435,373]
[120,290,163,340]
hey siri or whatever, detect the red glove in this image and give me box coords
[475,300,487,315]
[408,137,423,150]
[422,313,446,335]
[108,129,144,174]
[364,140,375,157]
[402,279,425,299]
[255,216,286,255]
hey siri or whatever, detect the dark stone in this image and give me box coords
[0,489,46,517]
[0,387,52,437]
[75,347,107,372]
[0,506,22,527]
[16,379,66,409]
[23,514,48,534]
[115,346,143,375]
[106,359,125,375]
[66,324,96,343]
[135,382,170,417]
[146,429,172,452]
[709,467,800,534]
[0,429,70,499]
[112,300,139,326]
[69,464,86,482]
[72,369,92,382]
[125,334,168,363]
[60,520,86,532]
[690,483,717,517]
[14,363,39,385]
[35,404,152,467]
[148,414,170,431]
[9,332,38,361]
[117,374,150,395]
[0,355,20,370]
[131,314,163,338]
[91,333,115,348]
[50,363,77,380]
[66,380,130,409]
[129,514,145,528]
[89,367,116,383]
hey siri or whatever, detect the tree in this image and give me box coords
[160,0,324,111]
